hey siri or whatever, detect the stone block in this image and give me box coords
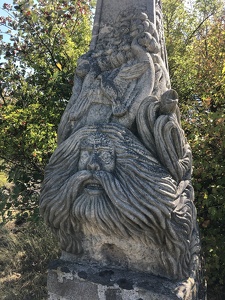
[47,260,189,300]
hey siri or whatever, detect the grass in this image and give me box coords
[0,172,7,188]
[0,220,59,300]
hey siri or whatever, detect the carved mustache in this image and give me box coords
[72,170,107,196]
[41,170,92,228]
[41,168,174,236]
[70,170,172,233]
[71,170,148,236]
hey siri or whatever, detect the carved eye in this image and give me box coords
[80,150,90,163]
[121,26,129,34]
[100,151,113,164]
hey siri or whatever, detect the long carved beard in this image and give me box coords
[69,169,195,279]
[72,189,129,237]
[41,164,196,279]
[70,169,176,245]
[71,170,151,239]
[40,123,199,279]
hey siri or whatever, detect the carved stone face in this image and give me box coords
[78,133,115,194]
[78,147,115,172]
[40,124,198,280]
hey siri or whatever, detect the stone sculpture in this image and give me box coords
[40,1,204,299]
[41,122,200,281]
[57,8,170,143]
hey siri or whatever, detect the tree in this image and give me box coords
[0,0,94,222]
[163,0,225,296]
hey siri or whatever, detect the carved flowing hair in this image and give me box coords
[40,123,199,279]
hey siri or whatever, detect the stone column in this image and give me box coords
[90,0,156,49]
[40,1,206,299]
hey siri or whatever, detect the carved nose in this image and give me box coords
[87,156,100,171]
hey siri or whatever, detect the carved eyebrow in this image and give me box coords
[80,146,113,152]
[95,146,113,151]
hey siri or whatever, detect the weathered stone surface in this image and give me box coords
[56,1,170,143]
[47,260,191,300]
[90,0,168,67]
[40,0,205,299]
[41,123,200,281]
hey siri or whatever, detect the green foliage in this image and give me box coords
[163,0,225,295]
[0,170,7,187]
[0,0,94,222]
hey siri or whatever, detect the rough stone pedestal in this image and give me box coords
[47,260,184,300]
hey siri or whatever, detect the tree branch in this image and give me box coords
[185,13,214,45]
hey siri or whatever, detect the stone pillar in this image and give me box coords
[90,0,156,50]
[40,1,206,299]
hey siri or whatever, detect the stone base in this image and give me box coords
[46,259,202,300]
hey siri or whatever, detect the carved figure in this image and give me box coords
[57,9,170,144]
[40,123,200,281]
